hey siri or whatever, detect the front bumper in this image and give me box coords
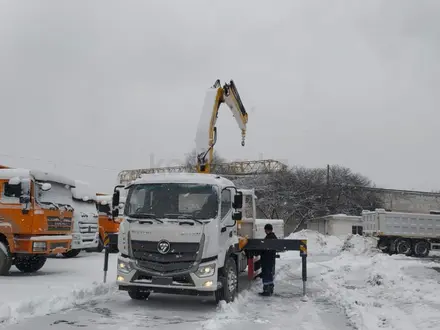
[116,255,219,295]
[14,236,72,254]
[71,232,99,250]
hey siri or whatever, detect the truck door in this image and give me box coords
[0,178,34,234]
[219,188,233,255]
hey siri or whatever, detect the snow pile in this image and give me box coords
[287,229,346,255]
[312,233,440,329]
[0,282,116,326]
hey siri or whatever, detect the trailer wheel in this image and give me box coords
[0,242,12,275]
[413,240,430,258]
[396,239,412,256]
[215,257,238,304]
[128,288,150,300]
[62,249,81,258]
[377,238,390,253]
[15,256,47,273]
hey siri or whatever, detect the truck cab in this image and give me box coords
[0,168,73,275]
[62,180,100,258]
[114,173,245,303]
[95,193,120,253]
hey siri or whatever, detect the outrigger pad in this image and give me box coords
[244,239,306,252]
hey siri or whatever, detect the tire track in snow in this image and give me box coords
[198,253,352,330]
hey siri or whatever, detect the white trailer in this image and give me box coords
[362,208,440,257]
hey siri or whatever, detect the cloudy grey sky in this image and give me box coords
[0,0,439,192]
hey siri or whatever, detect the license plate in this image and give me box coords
[152,277,173,285]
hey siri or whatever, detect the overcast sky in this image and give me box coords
[0,0,439,192]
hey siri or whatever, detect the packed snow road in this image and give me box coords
[2,231,440,329]
[1,251,351,330]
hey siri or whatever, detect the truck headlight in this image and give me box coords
[117,259,132,273]
[196,263,216,277]
[72,234,81,240]
[32,242,47,252]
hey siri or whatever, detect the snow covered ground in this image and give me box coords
[2,232,440,329]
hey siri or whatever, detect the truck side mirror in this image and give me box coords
[19,195,30,204]
[232,211,242,221]
[112,190,120,207]
[232,192,243,209]
[41,183,51,191]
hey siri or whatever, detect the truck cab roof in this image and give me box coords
[128,172,235,189]
[0,168,76,187]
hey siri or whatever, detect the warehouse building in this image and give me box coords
[307,214,363,236]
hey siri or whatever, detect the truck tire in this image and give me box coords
[0,242,12,275]
[215,257,238,304]
[62,249,81,258]
[413,240,430,258]
[128,288,150,300]
[377,238,390,253]
[15,256,47,273]
[96,237,104,253]
[396,239,412,256]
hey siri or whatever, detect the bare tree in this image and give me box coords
[234,164,384,233]
[183,149,226,172]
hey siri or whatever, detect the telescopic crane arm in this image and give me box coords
[195,79,248,173]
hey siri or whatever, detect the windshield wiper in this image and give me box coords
[127,213,163,223]
[173,214,204,225]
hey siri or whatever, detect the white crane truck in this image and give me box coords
[112,173,307,303]
[111,80,308,303]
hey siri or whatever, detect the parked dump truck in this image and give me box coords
[62,180,100,258]
[363,208,440,257]
[0,167,73,275]
[94,193,120,253]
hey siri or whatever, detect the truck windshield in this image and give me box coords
[36,182,73,209]
[124,183,219,220]
[72,199,97,218]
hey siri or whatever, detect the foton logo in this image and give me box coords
[157,240,171,254]
[131,230,152,235]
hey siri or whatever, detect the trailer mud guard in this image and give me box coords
[243,238,308,297]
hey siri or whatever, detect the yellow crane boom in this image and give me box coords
[195,79,248,173]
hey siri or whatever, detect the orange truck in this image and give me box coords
[94,193,120,253]
[0,167,74,275]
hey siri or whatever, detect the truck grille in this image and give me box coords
[131,240,200,274]
[78,223,98,242]
[47,217,72,232]
[79,223,98,234]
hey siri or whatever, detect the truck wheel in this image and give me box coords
[0,242,12,275]
[15,256,47,273]
[128,288,150,300]
[215,257,238,304]
[413,240,430,258]
[377,238,390,253]
[62,249,81,258]
[396,239,412,256]
[95,238,104,253]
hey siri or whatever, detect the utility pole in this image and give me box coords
[326,164,330,188]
